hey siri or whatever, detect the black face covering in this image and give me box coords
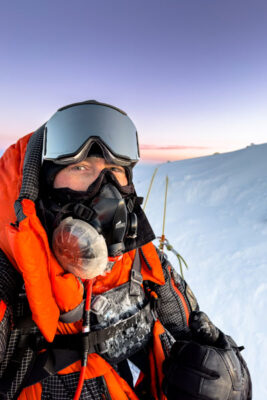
[37,168,155,255]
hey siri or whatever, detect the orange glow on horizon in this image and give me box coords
[0,136,223,164]
[139,148,215,163]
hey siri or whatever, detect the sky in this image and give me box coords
[0,0,267,162]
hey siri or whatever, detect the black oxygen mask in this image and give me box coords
[71,181,138,257]
[38,167,155,278]
[51,169,139,278]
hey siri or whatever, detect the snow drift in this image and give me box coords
[133,143,267,400]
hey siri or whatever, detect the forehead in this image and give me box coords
[83,156,106,164]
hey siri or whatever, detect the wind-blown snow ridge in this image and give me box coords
[134,143,267,400]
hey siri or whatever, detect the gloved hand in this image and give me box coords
[162,311,251,400]
[189,311,219,343]
[189,311,230,349]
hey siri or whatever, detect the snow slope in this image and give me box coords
[133,143,267,400]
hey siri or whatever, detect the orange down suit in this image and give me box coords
[0,133,197,399]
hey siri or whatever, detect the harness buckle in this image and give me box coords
[73,203,94,221]
[131,269,143,285]
[91,295,109,315]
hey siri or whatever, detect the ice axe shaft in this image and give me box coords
[159,176,169,252]
[143,167,158,211]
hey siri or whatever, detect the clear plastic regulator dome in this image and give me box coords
[52,217,108,279]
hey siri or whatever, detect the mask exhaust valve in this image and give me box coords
[52,217,108,279]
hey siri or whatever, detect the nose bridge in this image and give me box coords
[93,160,127,186]
[95,162,107,181]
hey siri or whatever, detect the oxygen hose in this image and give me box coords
[73,279,94,400]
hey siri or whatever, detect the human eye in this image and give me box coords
[110,166,124,173]
[70,164,88,171]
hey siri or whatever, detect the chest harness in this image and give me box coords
[0,249,157,399]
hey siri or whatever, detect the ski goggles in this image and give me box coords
[42,101,140,167]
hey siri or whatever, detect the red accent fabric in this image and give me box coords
[19,356,139,399]
[0,300,7,321]
[148,320,168,400]
[93,243,165,295]
[169,266,190,325]
[18,382,42,399]
[135,370,145,389]
[58,355,139,399]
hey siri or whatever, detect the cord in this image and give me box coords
[73,279,93,400]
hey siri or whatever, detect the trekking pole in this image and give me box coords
[143,167,158,211]
[159,176,169,252]
[144,169,189,277]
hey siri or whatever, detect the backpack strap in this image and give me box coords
[129,248,143,296]
[0,250,23,309]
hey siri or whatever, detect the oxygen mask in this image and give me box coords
[51,170,138,279]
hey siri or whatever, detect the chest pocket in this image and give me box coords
[90,249,155,364]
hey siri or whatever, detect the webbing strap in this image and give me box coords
[130,248,143,296]
[0,250,23,308]
[24,349,80,388]
[59,300,84,323]
[24,302,154,387]
[52,301,152,350]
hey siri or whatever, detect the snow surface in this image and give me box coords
[133,144,267,400]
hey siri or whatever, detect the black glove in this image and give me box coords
[163,311,252,400]
[189,311,220,345]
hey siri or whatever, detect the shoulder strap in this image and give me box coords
[0,250,23,308]
[129,248,143,296]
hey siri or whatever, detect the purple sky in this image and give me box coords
[1,0,267,162]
